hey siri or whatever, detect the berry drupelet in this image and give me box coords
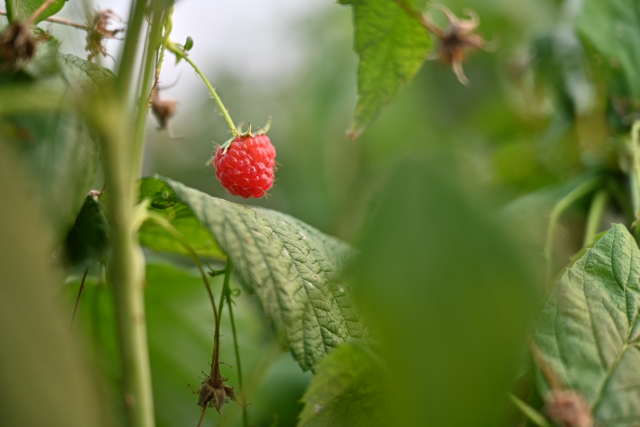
[213,134,276,198]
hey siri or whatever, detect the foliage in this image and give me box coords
[4,0,640,426]
[140,176,368,372]
[339,0,432,138]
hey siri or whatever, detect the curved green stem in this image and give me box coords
[583,190,609,247]
[544,176,601,283]
[166,42,238,137]
[145,213,218,322]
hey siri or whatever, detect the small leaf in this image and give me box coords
[184,36,194,52]
[63,196,109,267]
[297,344,385,426]
[343,0,432,138]
[577,0,640,99]
[533,224,640,425]
[140,176,368,371]
[6,0,68,24]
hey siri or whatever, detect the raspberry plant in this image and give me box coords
[3,0,640,427]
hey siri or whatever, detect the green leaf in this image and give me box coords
[139,176,368,371]
[0,51,112,243]
[298,344,385,426]
[354,157,536,426]
[6,0,68,24]
[577,0,640,98]
[137,178,225,260]
[533,224,640,425]
[344,0,431,138]
[63,196,109,267]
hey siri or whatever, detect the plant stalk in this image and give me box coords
[583,190,609,247]
[96,2,165,427]
[166,42,238,137]
[544,176,601,283]
[131,9,165,176]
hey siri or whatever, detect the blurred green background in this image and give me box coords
[3,0,611,425]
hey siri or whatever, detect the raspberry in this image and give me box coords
[213,134,276,198]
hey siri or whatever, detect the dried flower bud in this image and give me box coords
[544,390,593,427]
[151,88,178,130]
[85,9,123,61]
[424,4,488,85]
[0,22,37,69]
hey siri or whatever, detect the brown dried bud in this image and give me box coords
[0,22,37,69]
[85,9,123,61]
[151,88,178,130]
[544,390,593,427]
[425,4,488,86]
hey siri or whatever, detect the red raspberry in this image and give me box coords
[213,134,276,198]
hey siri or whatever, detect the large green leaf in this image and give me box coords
[139,176,368,372]
[0,47,112,243]
[298,344,385,427]
[342,0,431,138]
[577,0,640,98]
[5,0,67,23]
[354,157,536,426]
[533,224,640,426]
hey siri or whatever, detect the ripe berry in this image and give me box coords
[213,134,276,198]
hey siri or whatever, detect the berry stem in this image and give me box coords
[166,41,238,137]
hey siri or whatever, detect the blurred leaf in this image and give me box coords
[355,157,535,426]
[0,138,112,427]
[137,178,225,259]
[298,344,385,427]
[67,261,310,427]
[343,0,432,138]
[63,196,109,267]
[140,176,368,372]
[0,51,111,243]
[5,0,67,23]
[533,224,640,424]
[578,0,640,99]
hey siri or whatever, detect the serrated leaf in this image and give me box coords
[63,196,109,267]
[577,0,640,99]
[58,53,116,92]
[6,0,68,24]
[140,176,368,371]
[533,224,640,425]
[298,344,385,427]
[344,0,431,138]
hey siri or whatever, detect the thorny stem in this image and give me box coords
[131,9,165,176]
[24,0,57,26]
[69,267,89,331]
[0,10,90,30]
[115,0,148,99]
[96,2,166,427]
[544,176,601,283]
[166,42,238,137]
